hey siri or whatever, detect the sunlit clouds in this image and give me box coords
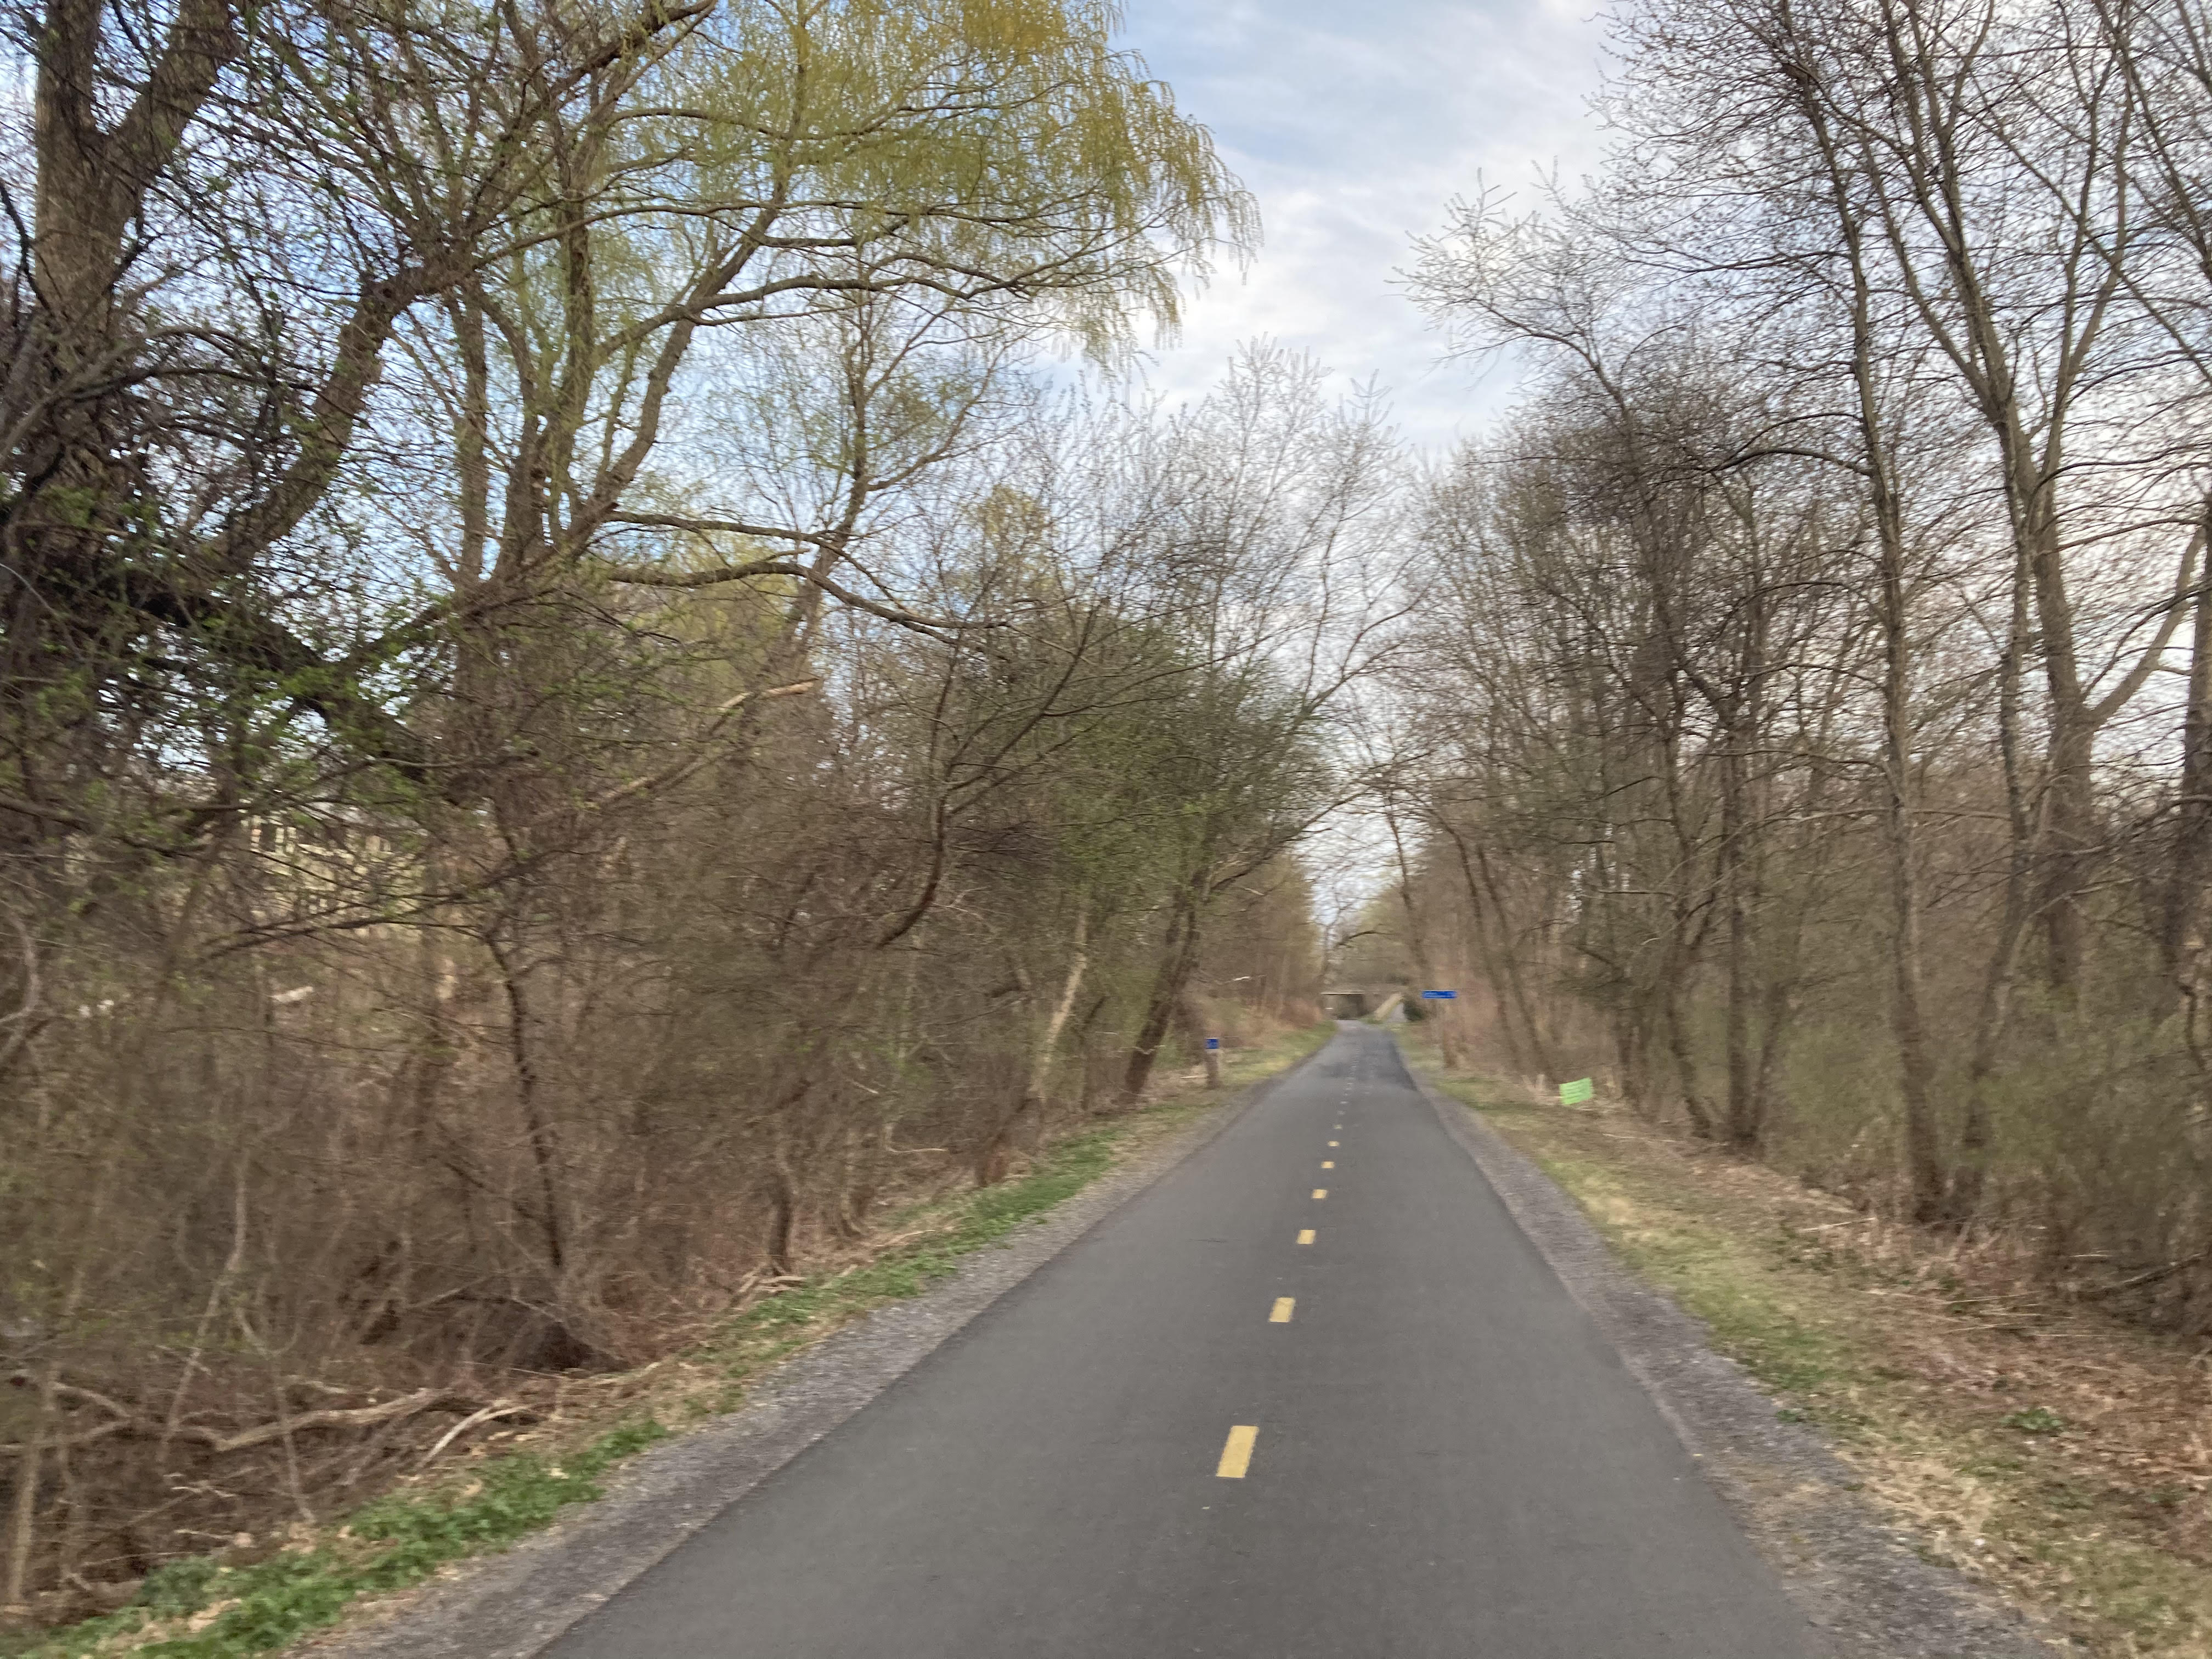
[1116,0,1610,450]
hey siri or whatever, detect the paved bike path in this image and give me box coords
[548,1023,1816,1657]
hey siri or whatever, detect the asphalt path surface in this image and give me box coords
[548,1023,1818,1657]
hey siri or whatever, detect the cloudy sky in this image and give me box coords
[1109,0,1614,455]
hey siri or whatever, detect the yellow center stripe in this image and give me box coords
[1321,1160,1334,1169]
[1217,1425,1258,1479]
[1297,1228,1315,1244]
[1312,1188,1328,1199]
[1269,1296,1295,1322]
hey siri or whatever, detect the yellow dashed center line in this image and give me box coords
[1217,1425,1258,1479]
[1321,1160,1334,1169]
[1328,1140,1338,1147]
[1269,1296,1295,1323]
[1297,1228,1315,1245]
[1312,1188,1328,1200]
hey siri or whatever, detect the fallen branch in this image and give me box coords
[415,1401,535,1469]
[173,1389,487,1455]
[2075,1252,2209,1300]
[7,1378,484,1457]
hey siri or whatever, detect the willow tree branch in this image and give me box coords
[598,557,995,634]
[582,679,819,814]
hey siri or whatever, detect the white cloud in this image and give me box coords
[1112,0,1613,452]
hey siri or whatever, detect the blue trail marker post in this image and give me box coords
[1204,1036,1221,1088]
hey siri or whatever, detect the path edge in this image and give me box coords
[302,1039,1334,1659]
[1392,1037,2068,1659]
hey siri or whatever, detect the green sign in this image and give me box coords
[1559,1077,1595,1107]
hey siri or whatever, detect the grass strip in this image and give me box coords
[24,1023,1331,1659]
[37,1420,676,1659]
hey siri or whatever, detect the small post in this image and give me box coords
[1204,1036,1222,1088]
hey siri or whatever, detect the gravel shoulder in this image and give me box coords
[1396,1037,2065,1659]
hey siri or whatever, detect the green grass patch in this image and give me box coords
[22,1022,1330,1659]
[1490,1138,1863,1417]
[25,1420,672,1659]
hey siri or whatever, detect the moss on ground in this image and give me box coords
[19,1023,1331,1659]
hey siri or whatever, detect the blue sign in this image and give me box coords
[1204,1037,1221,1049]
[1420,989,1458,1000]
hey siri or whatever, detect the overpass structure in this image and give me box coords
[1320,986,1405,1020]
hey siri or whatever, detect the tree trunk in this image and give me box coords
[764,1131,802,1278]
[1386,808,1459,1068]
[489,936,564,1274]
[1720,735,1760,1148]
[1613,1007,1648,1116]
[980,913,1088,1184]
[1882,608,1945,1222]
[1952,562,2038,1223]
[3,1386,46,1608]
[1122,884,1203,1103]
[1660,971,1717,1139]
[2163,538,2212,1007]
[1887,715,1945,1224]
[1442,821,1556,1076]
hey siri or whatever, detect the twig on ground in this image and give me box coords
[417,1403,535,1469]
